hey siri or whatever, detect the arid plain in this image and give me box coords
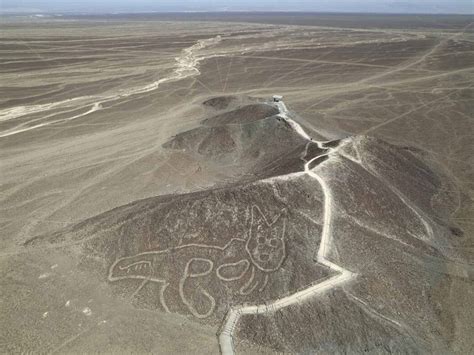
[1,14,473,354]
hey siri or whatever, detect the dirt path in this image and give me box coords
[218,100,356,355]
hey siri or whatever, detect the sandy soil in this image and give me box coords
[1,14,472,354]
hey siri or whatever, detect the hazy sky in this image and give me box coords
[2,0,473,14]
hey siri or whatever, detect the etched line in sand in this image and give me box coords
[108,205,287,317]
[180,258,216,319]
[218,100,356,355]
[217,260,251,282]
[339,148,435,244]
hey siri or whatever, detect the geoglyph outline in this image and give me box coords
[108,205,288,319]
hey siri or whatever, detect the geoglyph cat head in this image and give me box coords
[246,205,287,272]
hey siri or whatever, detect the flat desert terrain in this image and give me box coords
[1,13,473,354]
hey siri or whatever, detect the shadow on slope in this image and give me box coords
[164,96,326,180]
[17,96,467,354]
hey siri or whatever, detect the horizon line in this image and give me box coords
[2,10,473,16]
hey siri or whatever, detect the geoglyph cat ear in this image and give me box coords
[251,205,287,226]
[272,208,287,226]
[251,205,265,224]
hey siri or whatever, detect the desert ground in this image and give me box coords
[1,14,473,354]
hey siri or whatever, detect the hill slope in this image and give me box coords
[16,96,466,354]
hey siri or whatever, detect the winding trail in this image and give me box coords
[218,100,356,355]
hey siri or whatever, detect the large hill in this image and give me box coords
[1,15,472,354]
[9,96,465,354]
